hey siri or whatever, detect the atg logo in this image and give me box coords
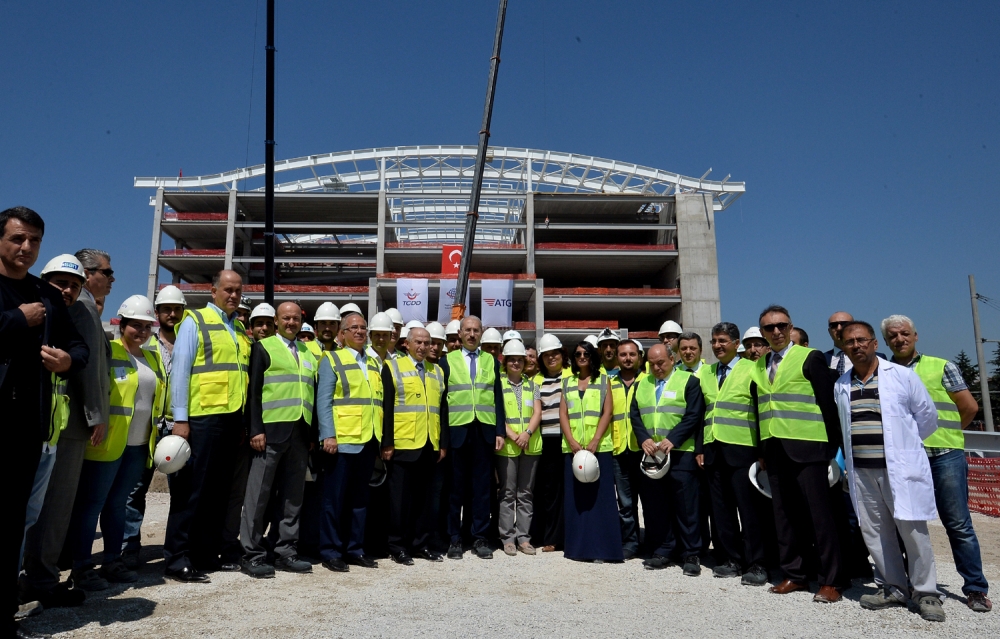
[403,289,422,306]
[483,298,512,307]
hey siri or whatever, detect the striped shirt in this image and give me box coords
[850,371,886,468]
[539,375,564,436]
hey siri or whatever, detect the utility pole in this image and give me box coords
[970,275,995,432]
[263,0,276,305]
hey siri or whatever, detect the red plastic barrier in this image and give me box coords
[968,456,1000,518]
[545,287,680,297]
[535,243,675,251]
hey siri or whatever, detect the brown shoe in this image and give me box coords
[769,579,807,595]
[813,585,842,603]
[542,545,556,552]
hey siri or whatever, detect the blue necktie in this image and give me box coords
[416,361,425,384]
[655,379,665,402]
[468,351,478,381]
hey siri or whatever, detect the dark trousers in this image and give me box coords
[529,436,564,549]
[708,458,765,568]
[319,440,377,560]
[699,468,723,560]
[221,439,253,562]
[448,427,493,543]
[123,465,155,552]
[240,424,309,562]
[612,449,641,554]
[363,479,390,558]
[640,467,701,558]
[6,406,42,625]
[387,444,437,555]
[766,444,843,586]
[163,412,243,572]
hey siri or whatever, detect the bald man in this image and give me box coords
[240,302,316,577]
[825,311,854,376]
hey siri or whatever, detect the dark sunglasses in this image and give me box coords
[574,351,589,359]
[761,322,790,332]
[87,267,114,277]
[828,321,848,329]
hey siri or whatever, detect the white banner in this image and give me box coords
[396,278,429,323]
[480,279,514,328]
[437,279,470,324]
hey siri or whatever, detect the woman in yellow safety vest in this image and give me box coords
[67,295,166,590]
[496,340,543,556]
[559,340,622,562]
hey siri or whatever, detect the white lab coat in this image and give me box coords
[835,358,939,522]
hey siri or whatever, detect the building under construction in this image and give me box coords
[135,146,744,348]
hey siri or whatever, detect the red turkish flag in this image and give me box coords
[441,245,463,275]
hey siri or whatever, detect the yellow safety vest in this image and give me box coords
[184,308,248,416]
[445,349,497,426]
[913,355,964,450]
[634,370,696,452]
[561,372,613,454]
[699,359,757,447]
[387,356,443,451]
[327,348,383,444]
[304,340,324,359]
[499,376,542,457]
[259,336,317,425]
[48,373,70,447]
[751,345,826,442]
[610,372,645,454]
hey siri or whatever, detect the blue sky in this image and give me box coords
[2,1,998,362]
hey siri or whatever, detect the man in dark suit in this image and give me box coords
[439,316,505,560]
[0,206,88,639]
[240,302,316,578]
[753,305,845,603]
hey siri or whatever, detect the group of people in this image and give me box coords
[1,205,993,638]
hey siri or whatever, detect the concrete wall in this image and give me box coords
[675,193,721,363]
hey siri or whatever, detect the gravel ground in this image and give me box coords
[21,491,1000,638]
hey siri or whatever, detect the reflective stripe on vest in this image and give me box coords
[445,349,497,426]
[634,370,695,452]
[328,348,383,444]
[185,308,248,416]
[914,355,964,450]
[751,344,826,442]
[259,336,316,426]
[700,359,757,447]
[499,376,541,457]
[561,373,613,454]
[388,357,442,451]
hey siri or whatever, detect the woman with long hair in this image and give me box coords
[529,334,571,552]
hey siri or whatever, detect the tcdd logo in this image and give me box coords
[403,289,422,306]
[483,298,512,307]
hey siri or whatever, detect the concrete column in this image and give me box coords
[377,191,386,274]
[224,188,237,270]
[534,278,544,344]
[146,188,164,301]
[368,277,379,318]
[525,192,535,274]
[675,193,721,363]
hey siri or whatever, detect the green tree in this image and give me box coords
[990,344,1000,419]
[954,350,979,389]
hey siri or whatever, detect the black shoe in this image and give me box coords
[122,548,142,570]
[447,543,464,560]
[274,556,313,573]
[164,566,211,583]
[391,552,414,566]
[622,548,637,561]
[321,558,349,573]
[346,554,378,569]
[741,563,768,586]
[15,624,52,639]
[473,539,494,559]
[712,560,741,578]
[682,556,701,576]
[643,555,671,570]
[414,548,444,562]
[241,559,275,579]
[32,582,86,609]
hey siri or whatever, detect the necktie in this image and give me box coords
[290,341,299,364]
[468,351,478,381]
[416,361,425,384]
[836,351,846,376]
[655,379,665,402]
[717,364,728,389]
[768,353,782,384]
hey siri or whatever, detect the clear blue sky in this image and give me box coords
[2,1,998,363]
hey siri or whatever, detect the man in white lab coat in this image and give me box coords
[834,321,944,622]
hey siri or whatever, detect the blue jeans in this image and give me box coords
[612,450,639,554]
[20,447,58,570]
[122,466,155,553]
[928,449,989,594]
[69,445,150,569]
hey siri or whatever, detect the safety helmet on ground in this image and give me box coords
[658,320,683,336]
[117,295,156,321]
[742,326,764,343]
[597,328,620,343]
[640,450,671,479]
[340,303,363,318]
[250,303,275,321]
[369,312,394,332]
[502,329,522,344]
[445,319,461,336]
[370,457,387,487]
[583,335,599,348]
[299,323,315,335]
[749,462,771,499]
[239,296,252,311]
[314,302,342,322]
[154,284,186,307]
[154,435,192,474]
[401,319,424,339]
[537,333,563,354]
[385,308,404,326]
[502,340,526,357]
[425,321,447,341]
[572,450,600,483]
[40,254,86,281]
[482,327,503,345]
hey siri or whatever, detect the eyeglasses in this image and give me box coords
[761,322,790,332]
[574,351,589,359]
[88,267,114,278]
[828,321,848,329]
[843,337,875,348]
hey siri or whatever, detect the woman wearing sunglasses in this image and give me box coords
[559,341,622,562]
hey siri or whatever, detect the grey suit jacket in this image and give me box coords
[64,290,111,440]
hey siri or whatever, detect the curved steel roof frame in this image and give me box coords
[136,145,745,211]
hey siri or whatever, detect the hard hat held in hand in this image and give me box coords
[750,461,771,499]
[154,435,192,474]
[117,295,155,321]
[370,457,387,487]
[572,450,600,483]
[640,450,671,479]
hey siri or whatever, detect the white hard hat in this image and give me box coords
[597,327,619,343]
[40,254,85,280]
[314,302,342,322]
[742,326,764,343]
[503,340,526,357]
[401,319,424,340]
[340,303,363,318]
[239,296,252,311]
[640,450,671,479]
[737,342,746,354]
[299,323,315,335]
[749,462,771,499]
[425,321,447,341]
[658,320,683,336]
[369,311,394,332]
[502,329,522,344]
[583,335,599,348]
[572,450,600,483]
[537,333,562,354]
[828,460,842,487]
[482,327,503,345]
[370,457,387,487]
[445,319,461,336]
[250,303,275,320]
[154,435,192,474]
[385,307,404,326]
[154,284,186,307]
[117,295,155,321]
[628,338,645,354]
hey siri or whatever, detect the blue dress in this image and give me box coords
[563,451,623,561]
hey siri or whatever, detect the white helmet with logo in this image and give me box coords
[40,254,86,281]
[118,295,155,321]
[537,333,562,354]
[154,434,192,474]
[482,327,503,345]
[425,321,447,341]
[154,284,186,306]
[445,319,461,336]
[502,329,522,344]
[369,312,394,332]
[572,450,600,483]
[742,326,764,343]
[314,302,342,322]
[340,303,363,318]
[250,303,275,321]
[502,340,526,357]
[299,323,315,335]
[640,451,671,479]
[658,320,683,336]
[385,308,404,326]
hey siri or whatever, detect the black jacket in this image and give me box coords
[629,374,705,471]
[247,338,317,445]
[439,351,506,448]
